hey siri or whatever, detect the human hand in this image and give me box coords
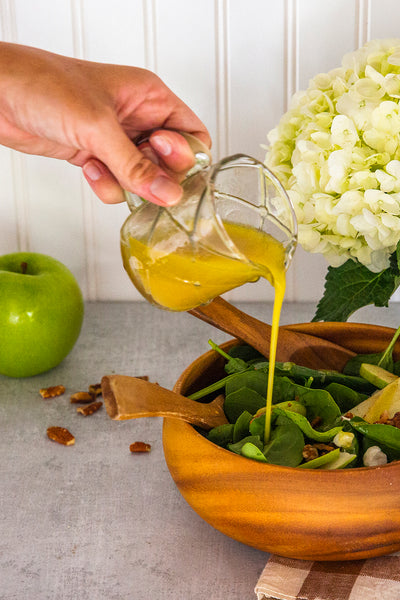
[0,43,211,205]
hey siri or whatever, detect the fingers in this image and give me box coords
[92,124,184,206]
[84,123,211,206]
[82,159,126,204]
[149,130,196,177]
[82,152,183,207]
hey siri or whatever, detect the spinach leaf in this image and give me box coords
[393,361,400,376]
[315,372,375,394]
[361,435,400,463]
[263,413,304,467]
[324,382,368,413]
[249,412,266,440]
[225,370,268,398]
[208,340,248,374]
[272,381,341,429]
[256,362,373,393]
[224,387,266,423]
[188,364,261,402]
[249,410,284,441]
[241,442,268,463]
[343,325,400,375]
[207,423,234,447]
[228,435,263,455]
[344,352,386,376]
[270,376,297,403]
[273,400,307,416]
[228,344,264,363]
[350,418,400,452]
[274,407,342,442]
[233,410,252,443]
[296,387,341,428]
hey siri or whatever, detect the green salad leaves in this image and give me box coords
[192,336,400,469]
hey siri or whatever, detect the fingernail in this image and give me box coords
[150,176,182,205]
[83,161,102,181]
[151,135,172,157]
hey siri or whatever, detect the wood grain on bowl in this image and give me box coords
[163,324,400,561]
[284,322,400,359]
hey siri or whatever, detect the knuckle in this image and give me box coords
[126,156,158,186]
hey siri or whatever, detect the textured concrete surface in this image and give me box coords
[1,301,399,599]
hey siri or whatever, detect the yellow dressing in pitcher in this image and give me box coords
[122,221,286,442]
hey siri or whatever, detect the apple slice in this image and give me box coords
[351,378,400,423]
[318,451,357,470]
[359,363,398,388]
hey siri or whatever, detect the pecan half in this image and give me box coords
[76,401,102,416]
[47,426,75,446]
[70,391,94,404]
[130,441,151,453]
[40,385,65,399]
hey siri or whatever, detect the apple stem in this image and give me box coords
[21,261,28,274]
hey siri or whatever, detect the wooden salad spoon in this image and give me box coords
[101,375,228,430]
[284,321,400,358]
[189,296,355,372]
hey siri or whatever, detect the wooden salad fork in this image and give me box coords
[189,296,355,372]
[102,375,228,430]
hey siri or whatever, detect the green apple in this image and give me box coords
[0,252,84,377]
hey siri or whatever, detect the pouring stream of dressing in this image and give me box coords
[122,220,287,442]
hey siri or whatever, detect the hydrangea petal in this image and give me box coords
[265,38,400,273]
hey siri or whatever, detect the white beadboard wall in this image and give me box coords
[0,0,400,302]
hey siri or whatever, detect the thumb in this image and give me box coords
[91,124,183,206]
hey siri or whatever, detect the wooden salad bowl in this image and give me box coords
[163,321,400,561]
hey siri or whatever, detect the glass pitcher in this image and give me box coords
[120,132,297,312]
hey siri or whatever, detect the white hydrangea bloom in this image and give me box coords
[265,39,400,272]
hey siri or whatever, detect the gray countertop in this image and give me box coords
[2,300,400,600]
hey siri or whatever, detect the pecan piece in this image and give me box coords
[40,385,65,399]
[313,443,336,454]
[310,416,323,429]
[47,426,75,446]
[376,411,400,428]
[88,383,102,397]
[70,391,94,404]
[375,410,391,424]
[391,412,400,429]
[130,441,152,453]
[302,444,319,462]
[76,401,102,416]
[302,442,335,462]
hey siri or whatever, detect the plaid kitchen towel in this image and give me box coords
[255,552,400,600]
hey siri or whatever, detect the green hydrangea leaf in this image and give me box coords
[313,244,400,322]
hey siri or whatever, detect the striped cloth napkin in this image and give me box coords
[255,553,400,600]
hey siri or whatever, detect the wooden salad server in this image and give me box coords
[284,321,400,358]
[101,375,228,430]
[189,296,356,372]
